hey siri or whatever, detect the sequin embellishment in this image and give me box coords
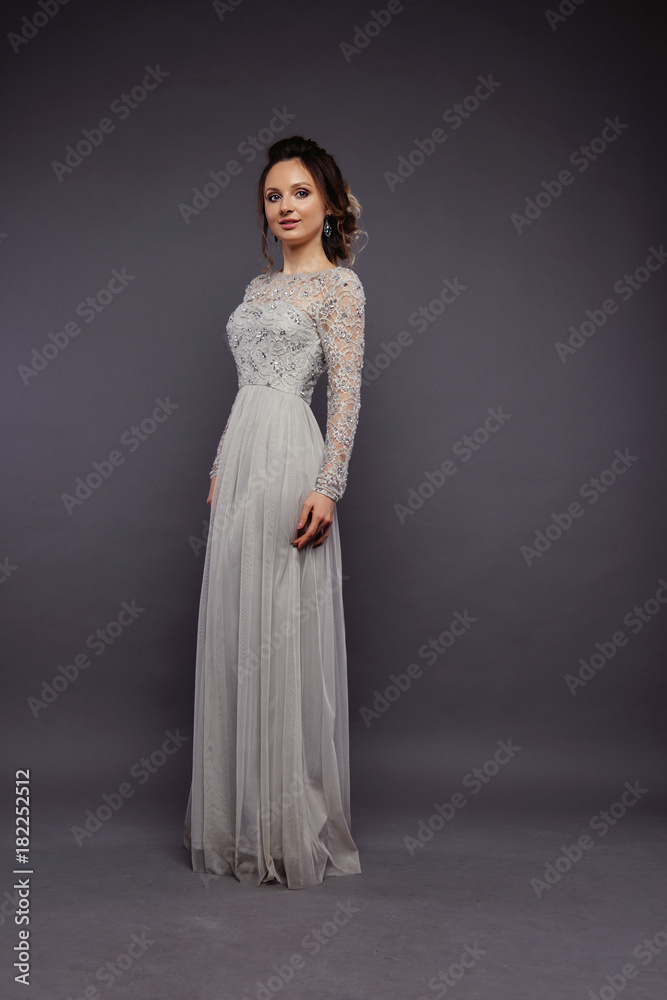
[209,267,366,503]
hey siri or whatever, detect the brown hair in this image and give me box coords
[256,135,367,272]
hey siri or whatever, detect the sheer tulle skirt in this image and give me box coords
[184,384,361,889]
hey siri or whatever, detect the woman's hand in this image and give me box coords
[292,492,335,549]
[207,477,216,506]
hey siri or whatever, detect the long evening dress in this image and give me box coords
[183,265,365,889]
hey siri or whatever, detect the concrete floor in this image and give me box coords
[4,798,667,1000]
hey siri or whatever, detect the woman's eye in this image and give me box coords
[267,190,309,201]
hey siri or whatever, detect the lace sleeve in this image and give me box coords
[313,272,366,502]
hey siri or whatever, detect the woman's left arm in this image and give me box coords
[292,272,366,549]
[313,272,366,502]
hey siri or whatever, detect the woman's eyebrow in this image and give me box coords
[264,181,313,192]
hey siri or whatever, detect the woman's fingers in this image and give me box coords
[295,500,313,531]
[292,493,334,549]
[312,525,331,547]
[297,513,333,548]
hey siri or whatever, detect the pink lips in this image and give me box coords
[280,220,300,228]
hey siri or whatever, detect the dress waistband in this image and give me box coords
[238,381,311,403]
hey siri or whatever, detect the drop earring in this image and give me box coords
[323,214,332,237]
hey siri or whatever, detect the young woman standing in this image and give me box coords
[184,135,367,889]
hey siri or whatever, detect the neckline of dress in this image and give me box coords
[274,267,339,277]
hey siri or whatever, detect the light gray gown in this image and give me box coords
[184,265,365,889]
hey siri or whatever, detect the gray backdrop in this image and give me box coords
[2,0,666,850]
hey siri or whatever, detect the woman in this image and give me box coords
[183,135,367,889]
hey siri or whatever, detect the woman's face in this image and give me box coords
[264,158,328,249]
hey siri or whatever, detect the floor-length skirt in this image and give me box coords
[184,383,361,889]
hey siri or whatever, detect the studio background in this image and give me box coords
[1,1,666,997]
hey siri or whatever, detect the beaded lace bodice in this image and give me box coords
[209,266,366,503]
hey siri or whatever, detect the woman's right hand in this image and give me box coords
[207,477,216,506]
